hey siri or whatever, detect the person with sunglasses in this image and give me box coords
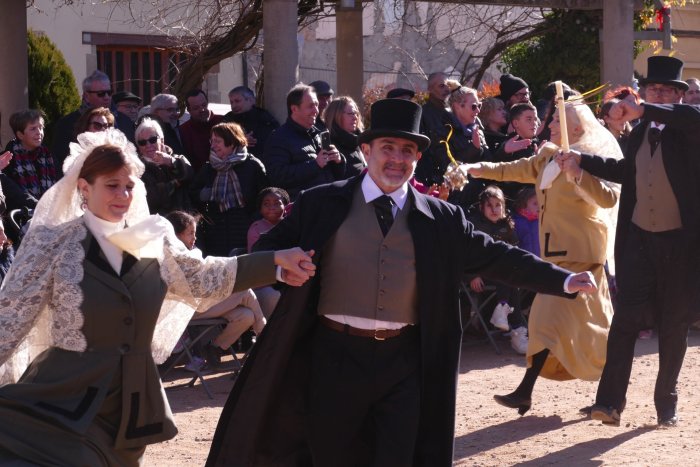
[444,81,491,209]
[50,70,136,176]
[73,107,115,140]
[134,118,194,215]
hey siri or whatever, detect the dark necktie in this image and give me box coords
[372,195,395,237]
[648,126,661,156]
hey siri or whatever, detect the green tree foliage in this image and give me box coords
[27,29,80,138]
[499,9,601,102]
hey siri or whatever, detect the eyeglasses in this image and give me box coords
[87,90,112,98]
[89,121,113,131]
[514,90,530,98]
[471,103,482,111]
[137,136,159,146]
[118,103,139,111]
[645,86,677,96]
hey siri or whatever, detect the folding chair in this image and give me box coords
[160,318,251,399]
[460,282,502,354]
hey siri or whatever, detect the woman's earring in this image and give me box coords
[80,194,88,211]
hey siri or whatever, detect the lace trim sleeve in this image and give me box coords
[0,220,86,384]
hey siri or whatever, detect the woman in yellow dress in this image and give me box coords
[464,98,621,415]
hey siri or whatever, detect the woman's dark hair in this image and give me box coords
[79,144,132,183]
[9,109,44,135]
[256,187,290,212]
[514,186,537,211]
[73,107,114,139]
[211,122,248,149]
[165,210,202,235]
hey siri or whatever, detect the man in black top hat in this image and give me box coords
[387,87,415,100]
[206,98,597,467]
[559,55,700,427]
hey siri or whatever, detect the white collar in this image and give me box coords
[650,122,665,131]
[83,209,125,274]
[361,174,409,210]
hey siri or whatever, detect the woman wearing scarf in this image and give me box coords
[323,96,367,178]
[0,128,314,465]
[6,109,57,199]
[191,122,268,256]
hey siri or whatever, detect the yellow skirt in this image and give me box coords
[527,262,613,381]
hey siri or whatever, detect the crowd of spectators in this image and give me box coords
[3,66,698,361]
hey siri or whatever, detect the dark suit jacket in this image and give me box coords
[207,175,574,467]
[580,103,700,266]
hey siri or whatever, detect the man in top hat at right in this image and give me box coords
[558,55,700,427]
[206,98,597,466]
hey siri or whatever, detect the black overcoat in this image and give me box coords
[207,175,573,467]
[580,103,700,282]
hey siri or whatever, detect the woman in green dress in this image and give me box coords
[0,129,314,466]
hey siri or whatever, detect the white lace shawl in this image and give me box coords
[0,217,238,385]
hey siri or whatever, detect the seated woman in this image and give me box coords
[190,122,268,256]
[135,118,194,214]
[464,94,621,415]
[467,185,529,354]
[0,129,313,465]
[167,211,266,368]
[323,96,366,178]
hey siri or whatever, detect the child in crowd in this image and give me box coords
[246,187,290,318]
[512,187,540,257]
[492,103,539,206]
[166,210,266,369]
[247,187,290,252]
[468,185,529,354]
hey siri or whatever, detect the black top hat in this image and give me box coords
[358,99,431,152]
[309,80,334,96]
[640,56,688,90]
[387,88,416,99]
[112,91,142,104]
[498,74,528,102]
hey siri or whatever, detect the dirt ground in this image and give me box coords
[147,331,700,466]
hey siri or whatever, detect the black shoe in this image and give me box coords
[203,342,223,368]
[579,405,593,416]
[493,392,531,416]
[591,404,621,426]
[658,415,678,427]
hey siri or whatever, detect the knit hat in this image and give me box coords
[498,74,528,103]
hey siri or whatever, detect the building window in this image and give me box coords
[96,46,186,103]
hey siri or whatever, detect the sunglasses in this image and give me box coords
[90,121,113,131]
[87,90,112,98]
[471,103,482,111]
[137,136,159,146]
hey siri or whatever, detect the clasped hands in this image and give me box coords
[274,248,316,286]
[316,147,341,168]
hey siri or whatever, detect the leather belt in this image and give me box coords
[319,315,409,341]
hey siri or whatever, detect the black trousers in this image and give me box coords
[308,322,421,467]
[595,224,690,419]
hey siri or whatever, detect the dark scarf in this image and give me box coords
[7,140,57,198]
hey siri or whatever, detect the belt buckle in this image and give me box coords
[374,328,387,341]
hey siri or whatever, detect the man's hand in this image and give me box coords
[316,148,341,168]
[567,271,597,294]
[275,248,316,286]
[503,136,532,154]
[246,131,258,147]
[608,99,644,123]
[470,276,485,293]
